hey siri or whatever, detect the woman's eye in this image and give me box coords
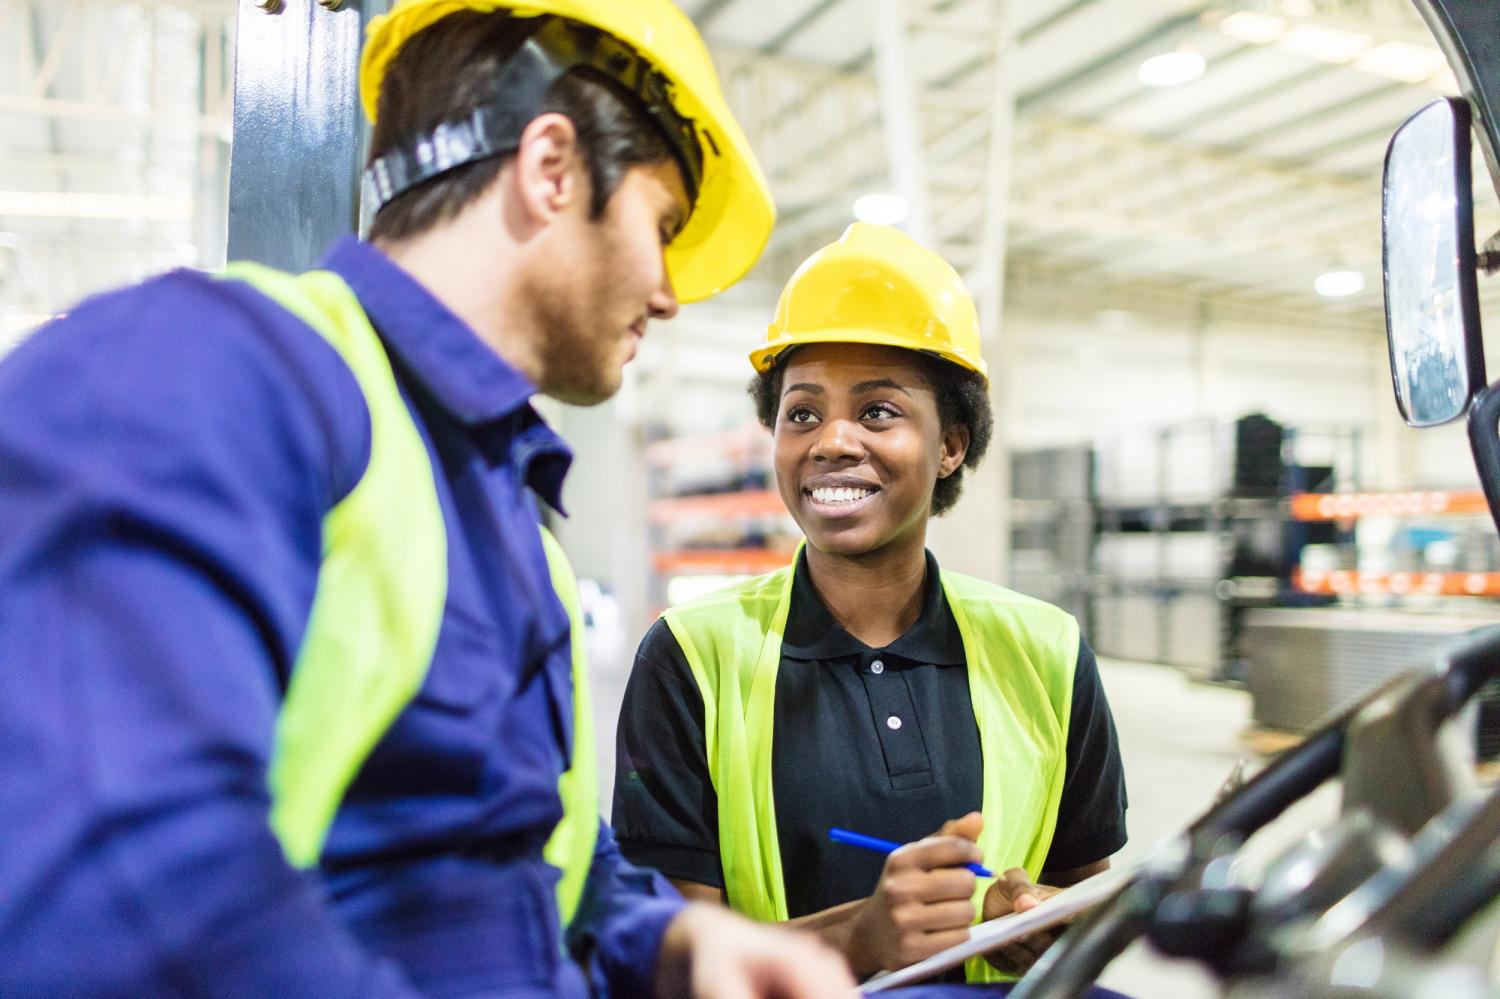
[862,402,899,421]
[785,406,818,424]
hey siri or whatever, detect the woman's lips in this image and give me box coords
[803,484,880,518]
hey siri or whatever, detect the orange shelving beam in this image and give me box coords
[1290,490,1491,521]
[1294,567,1500,597]
[645,426,769,467]
[653,549,794,575]
[647,489,787,523]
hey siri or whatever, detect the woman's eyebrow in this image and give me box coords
[783,382,824,396]
[852,378,912,397]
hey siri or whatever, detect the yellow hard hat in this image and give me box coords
[359,0,774,304]
[750,223,988,382]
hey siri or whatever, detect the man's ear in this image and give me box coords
[511,111,582,226]
[937,423,970,479]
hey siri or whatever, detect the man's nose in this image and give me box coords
[649,265,679,321]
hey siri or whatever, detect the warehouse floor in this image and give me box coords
[1094,658,1252,999]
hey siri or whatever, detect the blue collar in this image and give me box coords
[320,237,571,512]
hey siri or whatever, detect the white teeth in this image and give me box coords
[810,486,875,504]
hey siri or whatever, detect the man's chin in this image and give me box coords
[543,371,623,407]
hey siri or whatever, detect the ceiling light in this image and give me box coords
[852,192,909,226]
[1138,50,1206,88]
[1277,0,1316,16]
[1315,269,1365,298]
[1277,24,1373,64]
[1355,41,1449,83]
[1219,11,1287,45]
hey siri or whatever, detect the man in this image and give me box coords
[0,2,853,995]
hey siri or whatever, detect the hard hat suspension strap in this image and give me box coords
[363,16,704,215]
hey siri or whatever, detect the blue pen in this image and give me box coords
[829,827,994,878]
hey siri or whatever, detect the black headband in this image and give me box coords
[363,17,705,214]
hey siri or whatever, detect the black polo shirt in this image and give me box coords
[612,550,1128,920]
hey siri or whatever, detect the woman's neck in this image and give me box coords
[803,536,928,649]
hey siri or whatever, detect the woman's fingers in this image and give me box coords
[896,898,979,933]
[882,870,978,906]
[887,834,984,875]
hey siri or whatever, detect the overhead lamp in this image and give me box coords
[1138,50,1206,88]
[1219,11,1287,45]
[1277,23,1373,65]
[1315,269,1365,298]
[852,192,910,226]
[1355,41,1449,84]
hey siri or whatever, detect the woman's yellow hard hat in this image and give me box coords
[360,0,774,304]
[750,223,989,383]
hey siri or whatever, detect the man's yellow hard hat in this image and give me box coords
[750,223,989,383]
[360,0,774,304]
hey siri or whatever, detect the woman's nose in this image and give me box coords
[810,418,862,462]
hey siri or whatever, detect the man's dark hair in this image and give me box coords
[367,11,673,242]
[748,349,993,517]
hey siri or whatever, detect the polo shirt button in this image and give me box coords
[886,715,902,730]
[871,660,885,674]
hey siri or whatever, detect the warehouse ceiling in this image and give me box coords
[2,0,1498,345]
[684,0,1500,322]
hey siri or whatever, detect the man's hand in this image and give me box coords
[655,903,856,999]
[979,867,1067,976]
[842,812,984,977]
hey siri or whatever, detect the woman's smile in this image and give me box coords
[802,475,882,518]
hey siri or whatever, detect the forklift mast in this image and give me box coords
[1414,0,1500,198]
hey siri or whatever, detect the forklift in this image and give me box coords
[1005,3,1500,997]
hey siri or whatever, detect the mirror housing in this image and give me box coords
[1382,97,1485,427]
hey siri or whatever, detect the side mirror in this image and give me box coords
[1382,97,1485,428]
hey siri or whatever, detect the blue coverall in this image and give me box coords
[0,237,680,996]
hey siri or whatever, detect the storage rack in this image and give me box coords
[1010,445,1094,636]
[644,425,797,612]
[1011,416,1363,683]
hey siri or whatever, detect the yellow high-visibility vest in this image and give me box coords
[663,548,1077,982]
[221,262,597,927]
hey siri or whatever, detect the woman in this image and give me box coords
[613,223,1127,984]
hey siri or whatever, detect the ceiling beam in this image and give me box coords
[1149,61,1339,138]
[1017,6,1214,112]
[760,0,845,55]
[692,0,740,32]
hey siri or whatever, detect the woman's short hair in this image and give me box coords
[748,349,993,517]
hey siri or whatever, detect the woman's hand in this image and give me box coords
[979,868,1068,976]
[842,812,985,977]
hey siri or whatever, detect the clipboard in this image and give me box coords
[860,865,1134,992]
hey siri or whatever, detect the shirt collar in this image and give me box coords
[320,237,572,513]
[781,548,967,665]
[321,236,537,426]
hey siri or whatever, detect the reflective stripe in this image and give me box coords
[540,525,599,927]
[664,542,1077,983]
[220,263,597,929]
[222,261,449,870]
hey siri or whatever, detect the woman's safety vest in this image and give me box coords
[662,551,1078,982]
[218,262,597,928]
